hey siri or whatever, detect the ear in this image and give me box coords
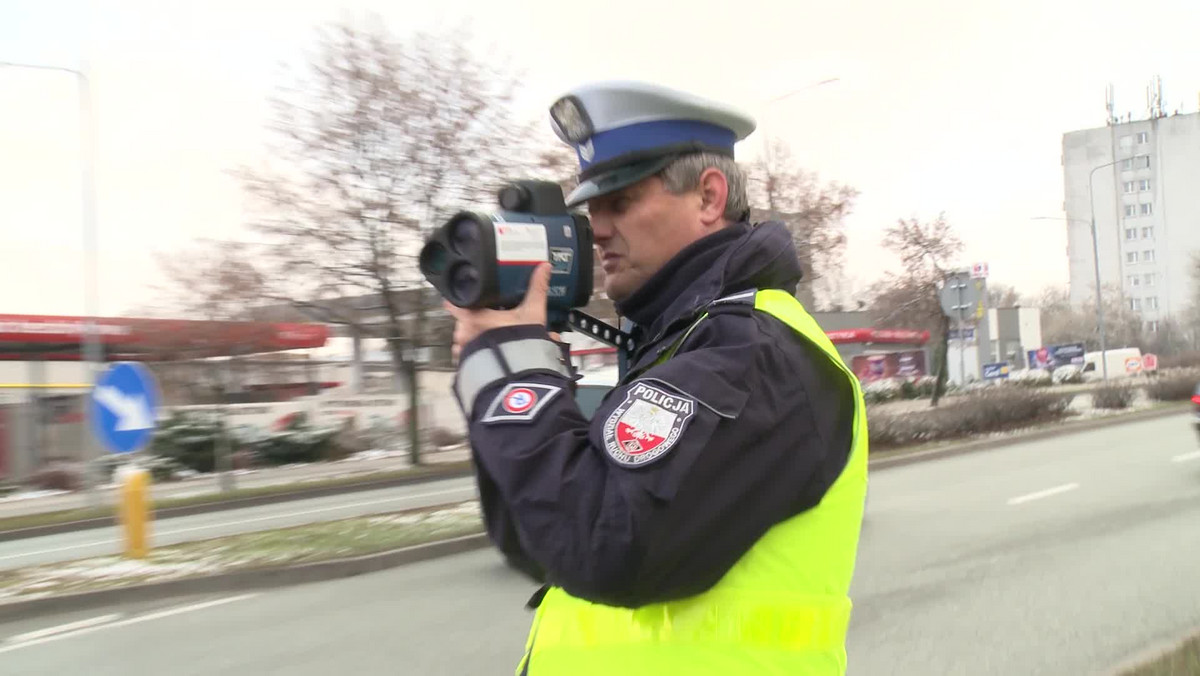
[697,167,730,228]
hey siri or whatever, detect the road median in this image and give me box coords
[869,402,1190,470]
[0,500,489,622]
[0,460,474,542]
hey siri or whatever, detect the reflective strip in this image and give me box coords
[456,339,570,415]
[710,288,757,306]
[529,588,850,652]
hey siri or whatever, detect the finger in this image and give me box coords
[519,263,552,311]
[548,332,562,342]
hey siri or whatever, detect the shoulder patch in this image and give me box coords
[602,382,697,467]
[481,383,562,424]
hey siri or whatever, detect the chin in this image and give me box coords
[604,280,633,304]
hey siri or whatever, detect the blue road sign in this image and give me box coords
[89,362,160,454]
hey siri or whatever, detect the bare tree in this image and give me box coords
[235,21,535,464]
[748,138,858,310]
[987,283,1025,309]
[1040,285,1147,352]
[874,213,963,405]
[154,240,272,322]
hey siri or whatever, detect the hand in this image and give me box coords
[446,263,553,362]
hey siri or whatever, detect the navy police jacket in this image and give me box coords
[453,221,855,608]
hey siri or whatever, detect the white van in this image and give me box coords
[1081,348,1143,380]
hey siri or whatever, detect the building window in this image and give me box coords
[1140,203,1153,215]
[1147,320,1160,333]
[1145,273,1156,286]
[1138,155,1151,168]
[1140,179,1151,191]
[1144,249,1156,262]
[1125,205,1136,217]
[1147,296,1159,310]
[1120,135,1133,147]
[1129,275,1141,287]
[1127,251,1139,264]
[1130,298,1142,311]
[1124,181,1136,194]
[1121,158,1134,170]
[1125,228,1137,240]
[1142,226,1154,239]
[1137,132,1150,144]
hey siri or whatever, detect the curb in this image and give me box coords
[0,464,475,544]
[1106,624,1200,675]
[0,532,492,623]
[868,404,1190,471]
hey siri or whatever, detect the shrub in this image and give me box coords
[1092,383,1135,410]
[428,427,466,448]
[862,379,901,404]
[151,409,340,472]
[1009,369,1053,388]
[27,462,82,491]
[1052,365,1084,385]
[868,387,1074,449]
[1144,369,1200,402]
[1160,352,1200,370]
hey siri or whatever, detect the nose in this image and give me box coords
[590,212,614,245]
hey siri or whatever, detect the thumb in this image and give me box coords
[520,263,552,311]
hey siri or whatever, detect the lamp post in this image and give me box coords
[2,60,102,501]
[1032,214,1108,381]
[757,78,841,166]
[1058,153,1148,382]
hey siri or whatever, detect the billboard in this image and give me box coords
[982,362,1011,380]
[1027,343,1086,370]
[851,350,928,383]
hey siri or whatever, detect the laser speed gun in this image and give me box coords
[419,180,596,333]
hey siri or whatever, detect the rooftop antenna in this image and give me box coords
[1147,75,1165,119]
[1106,83,1116,125]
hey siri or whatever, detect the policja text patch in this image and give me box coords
[602,382,697,467]
[481,382,563,424]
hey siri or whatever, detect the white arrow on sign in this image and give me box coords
[93,385,155,432]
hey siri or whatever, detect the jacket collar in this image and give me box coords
[615,221,803,344]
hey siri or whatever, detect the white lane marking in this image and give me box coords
[1007,482,1080,506]
[0,486,475,564]
[4,614,121,644]
[0,594,257,655]
[1171,451,1200,463]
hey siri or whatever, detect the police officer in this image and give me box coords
[445,81,868,675]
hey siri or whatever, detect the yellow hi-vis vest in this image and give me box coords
[515,289,869,675]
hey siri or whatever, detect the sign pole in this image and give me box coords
[89,362,161,559]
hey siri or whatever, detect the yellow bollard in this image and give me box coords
[117,464,152,559]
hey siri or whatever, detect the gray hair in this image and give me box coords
[659,152,750,222]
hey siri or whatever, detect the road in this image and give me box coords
[2,414,1200,674]
[0,476,478,570]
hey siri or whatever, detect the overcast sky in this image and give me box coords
[3,0,1200,317]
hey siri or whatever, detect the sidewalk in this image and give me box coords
[0,446,472,520]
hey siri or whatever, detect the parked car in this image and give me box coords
[1192,382,1200,441]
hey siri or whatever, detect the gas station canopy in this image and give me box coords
[0,314,330,361]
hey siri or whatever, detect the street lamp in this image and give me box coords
[1085,153,1148,380]
[1031,214,1109,381]
[755,77,840,206]
[1,60,102,499]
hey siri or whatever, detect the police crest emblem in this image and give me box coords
[602,382,697,467]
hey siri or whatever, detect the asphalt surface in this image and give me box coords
[0,476,478,570]
[3,413,1200,674]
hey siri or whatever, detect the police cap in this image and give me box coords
[549,81,756,207]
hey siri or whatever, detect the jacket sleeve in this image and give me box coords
[455,313,854,608]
